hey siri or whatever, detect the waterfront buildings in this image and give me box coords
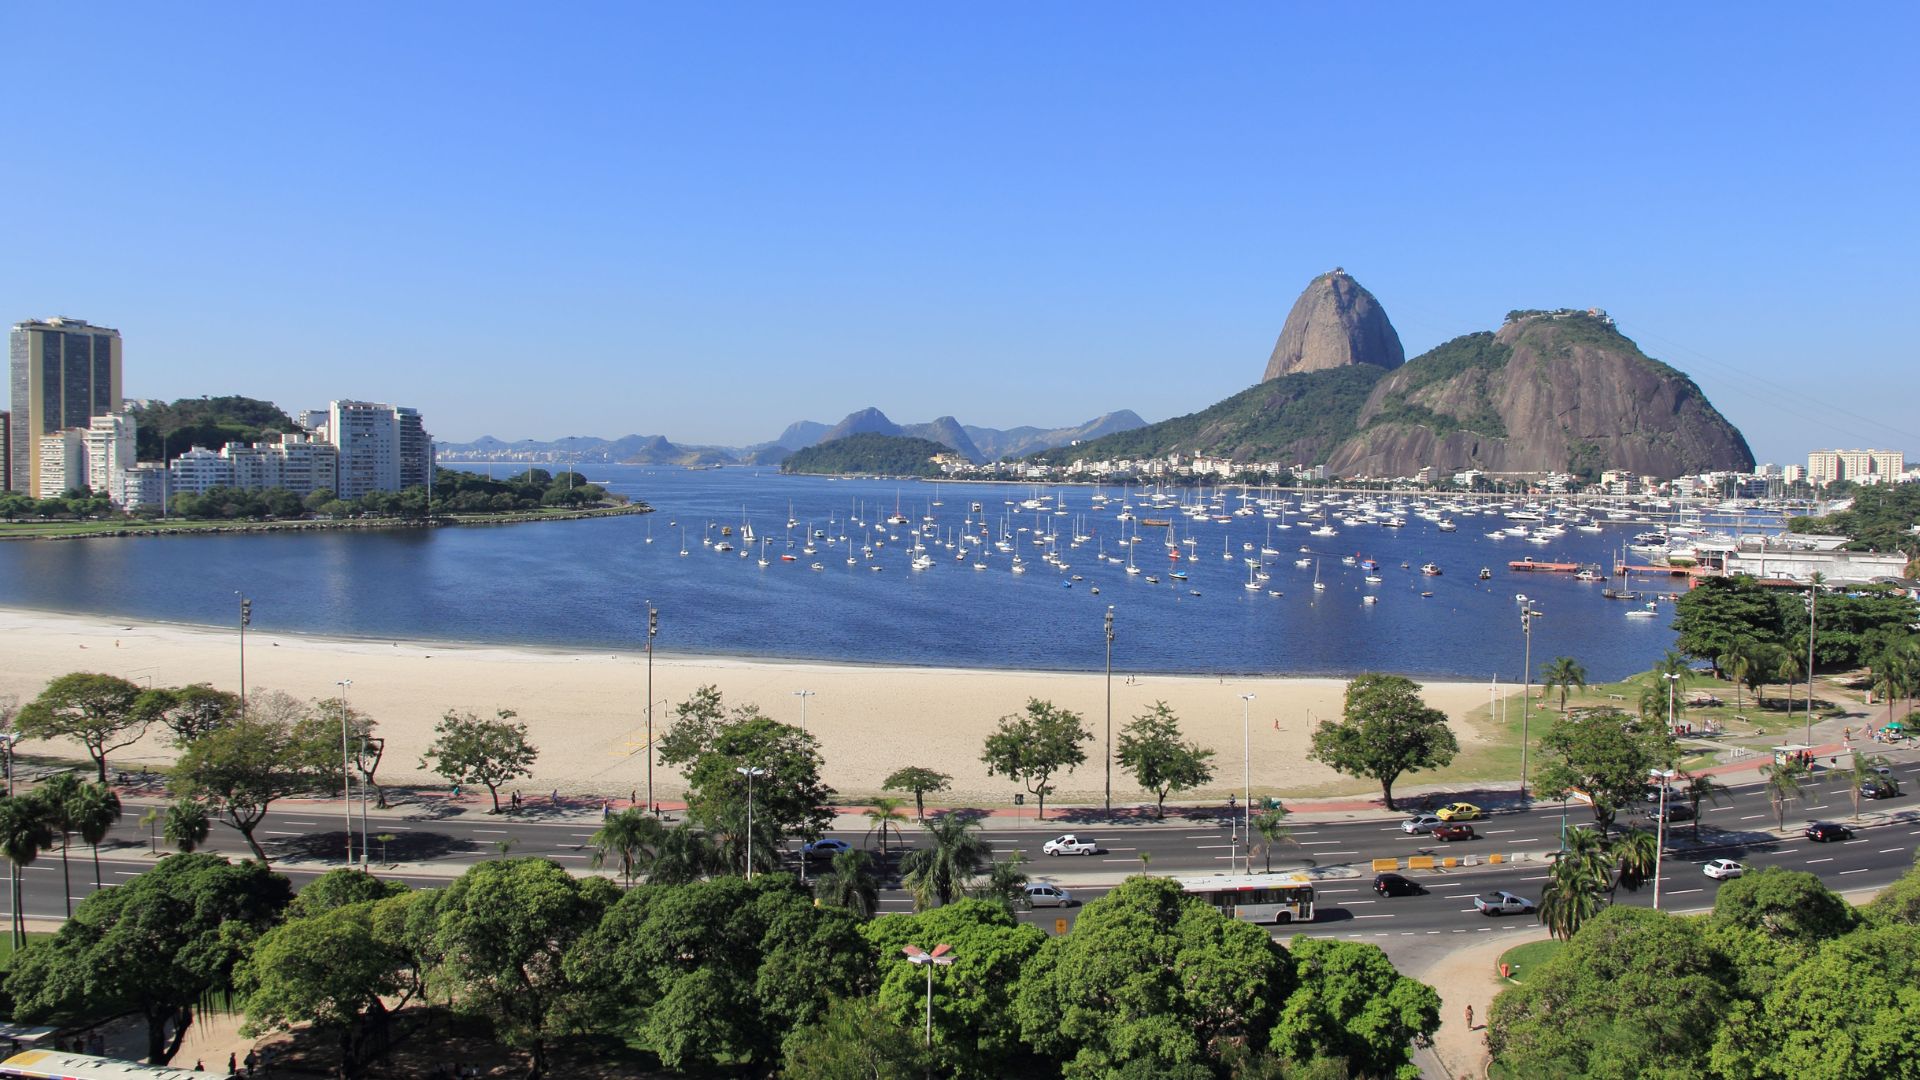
[8,318,122,496]
[1807,449,1906,485]
[35,430,87,497]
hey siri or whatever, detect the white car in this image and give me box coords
[1042,834,1098,856]
[1023,883,1075,907]
[1402,814,1443,834]
[1704,859,1745,880]
[1473,891,1535,916]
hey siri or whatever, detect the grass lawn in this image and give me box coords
[1498,939,1562,984]
[0,932,56,963]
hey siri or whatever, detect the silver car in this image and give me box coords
[1023,883,1075,907]
[1402,814,1442,834]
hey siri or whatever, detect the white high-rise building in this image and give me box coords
[169,446,234,495]
[327,400,430,499]
[1807,449,1906,485]
[220,433,338,497]
[84,412,136,501]
[35,430,87,498]
[119,463,167,511]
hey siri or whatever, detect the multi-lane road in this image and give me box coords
[11,752,1918,972]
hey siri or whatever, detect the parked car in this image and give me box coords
[1473,891,1535,916]
[1703,858,1744,880]
[1023,883,1075,907]
[1805,822,1853,842]
[1435,802,1483,822]
[1042,834,1099,856]
[1643,803,1695,823]
[1860,778,1901,800]
[1374,872,1426,897]
[800,838,851,859]
[1432,823,1476,841]
[1401,814,1443,834]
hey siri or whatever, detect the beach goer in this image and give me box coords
[1465,1004,1474,1029]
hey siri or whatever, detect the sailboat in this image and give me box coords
[1126,529,1141,576]
[679,526,689,557]
[1312,560,1326,591]
[645,517,654,544]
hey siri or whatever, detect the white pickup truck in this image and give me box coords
[1042,834,1099,856]
[1473,891,1535,917]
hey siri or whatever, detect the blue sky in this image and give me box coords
[4,5,1914,463]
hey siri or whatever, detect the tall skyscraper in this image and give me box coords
[8,318,122,495]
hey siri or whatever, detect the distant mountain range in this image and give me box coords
[436,408,1148,468]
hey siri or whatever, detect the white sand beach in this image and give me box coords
[0,606,1504,805]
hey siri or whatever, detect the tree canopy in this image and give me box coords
[979,698,1091,821]
[1115,701,1215,818]
[1306,674,1459,810]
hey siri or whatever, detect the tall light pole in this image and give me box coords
[1665,672,1681,737]
[1805,582,1818,748]
[1240,693,1255,874]
[1519,607,1534,799]
[1104,606,1115,813]
[793,689,815,732]
[902,944,955,1049]
[1650,767,1675,909]
[736,765,766,880]
[336,679,354,866]
[237,593,253,718]
[646,604,657,814]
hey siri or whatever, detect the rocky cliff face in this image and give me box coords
[1262,269,1406,381]
[1324,311,1754,479]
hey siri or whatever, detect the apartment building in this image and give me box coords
[8,318,122,496]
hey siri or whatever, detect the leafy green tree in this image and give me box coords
[683,715,833,875]
[864,796,909,857]
[1540,656,1587,714]
[1710,923,1920,1080]
[646,821,723,885]
[6,853,290,1064]
[814,848,881,917]
[1271,937,1441,1080]
[969,854,1031,915]
[781,995,928,1080]
[316,695,386,806]
[1710,865,1857,943]
[1532,707,1676,830]
[1253,806,1292,872]
[899,814,990,910]
[864,898,1048,1078]
[566,874,873,1072]
[418,707,538,813]
[69,781,121,892]
[238,896,412,1078]
[1672,576,1787,672]
[136,682,240,745]
[1761,758,1807,832]
[15,672,150,782]
[979,698,1091,821]
[1306,674,1459,811]
[1016,876,1291,1077]
[1115,701,1216,818]
[883,765,952,821]
[172,694,342,862]
[591,807,666,887]
[1489,906,1730,1079]
[0,793,56,949]
[1864,853,1920,928]
[164,797,210,853]
[433,857,615,1078]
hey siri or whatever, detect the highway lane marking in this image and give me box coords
[1345,899,1376,905]
[263,831,305,836]
[1667,888,1703,896]
[1319,888,1360,894]
[1520,875,1549,882]
[1739,814,1765,821]
[1808,804,1830,810]
[1297,841,1345,846]
[1444,893,1477,899]
[1100,859,1136,863]
[1351,914,1394,919]
[1882,847,1906,853]
[1511,837,1541,844]
[283,819,321,825]
[1486,829,1516,835]
[1103,846,1137,852]
[1843,839,1869,845]
[1195,844,1237,850]
[1806,858,1833,864]
[473,829,510,835]
[1842,868,1870,875]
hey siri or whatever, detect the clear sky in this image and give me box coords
[5,5,1914,463]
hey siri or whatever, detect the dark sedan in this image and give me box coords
[1805,822,1853,842]
[1432,823,1476,841]
[1374,872,1426,897]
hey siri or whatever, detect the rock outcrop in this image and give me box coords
[1323,311,1754,479]
[1262,269,1406,381]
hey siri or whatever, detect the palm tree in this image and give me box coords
[1845,750,1893,820]
[70,782,121,891]
[38,773,81,918]
[590,808,665,887]
[0,793,55,950]
[970,853,1032,914]
[1253,806,1292,872]
[1683,771,1731,840]
[813,848,880,917]
[864,797,909,860]
[899,814,989,911]
[163,798,210,853]
[648,821,720,885]
[1541,656,1588,715]
[1776,650,1804,725]
[1540,845,1609,940]
[1610,828,1659,894]
[1719,641,1756,715]
[1763,759,1807,832]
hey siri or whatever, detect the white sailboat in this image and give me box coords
[1312,560,1326,591]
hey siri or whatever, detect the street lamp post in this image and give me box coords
[1650,767,1675,909]
[336,679,354,866]
[1104,606,1115,813]
[359,736,383,868]
[1240,693,1255,874]
[736,765,766,880]
[1665,672,1682,737]
[0,733,16,796]
[646,604,657,815]
[1805,583,1818,748]
[902,944,955,1049]
[237,593,253,717]
[1520,608,1534,799]
[793,689,815,732]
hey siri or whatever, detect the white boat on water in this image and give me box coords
[1627,602,1659,618]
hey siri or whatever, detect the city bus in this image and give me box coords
[0,1049,204,1079]
[1176,872,1316,924]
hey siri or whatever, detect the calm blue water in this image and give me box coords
[0,466,1717,680]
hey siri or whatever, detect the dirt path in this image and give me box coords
[1409,925,1548,1079]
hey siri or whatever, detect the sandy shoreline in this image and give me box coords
[0,606,1506,805]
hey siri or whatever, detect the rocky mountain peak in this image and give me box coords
[1262,268,1406,381]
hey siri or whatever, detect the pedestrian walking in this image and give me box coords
[1465,1004,1474,1030]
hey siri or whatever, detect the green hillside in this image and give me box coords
[781,433,951,477]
